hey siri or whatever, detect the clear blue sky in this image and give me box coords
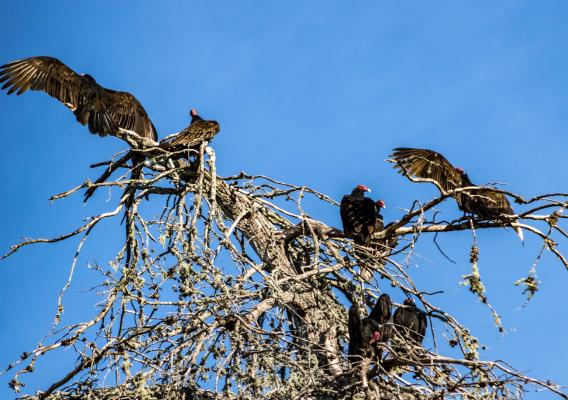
[0,2,567,398]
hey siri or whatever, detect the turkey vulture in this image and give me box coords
[389,148,523,241]
[369,293,393,360]
[392,298,427,349]
[348,305,381,387]
[340,185,377,246]
[0,56,157,140]
[348,305,381,363]
[161,109,220,151]
[374,200,386,232]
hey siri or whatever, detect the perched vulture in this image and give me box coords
[161,109,220,152]
[348,305,381,363]
[369,293,393,360]
[389,148,523,241]
[340,185,377,246]
[373,199,394,254]
[392,298,427,348]
[374,200,386,232]
[0,56,157,140]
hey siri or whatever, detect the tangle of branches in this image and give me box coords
[2,128,567,400]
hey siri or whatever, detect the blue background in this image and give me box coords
[0,2,567,398]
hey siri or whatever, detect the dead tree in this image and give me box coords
[2,127,568,400]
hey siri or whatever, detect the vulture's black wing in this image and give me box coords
[369,294,392,326]
[390,148,463,193]
[374,204,385,232]
[391,148,523,240]
[393,305,427,345]
[1,56,86,103]
[413,307,427,343]
[340,195,376,246]
[162,120,221,149]
[347,305,362,360]
[89,89,157,140]
[469,188,515,219]
[389,147,480,213]
[458,173,523,237]
[0,56,157,140]
[370,293,393,350]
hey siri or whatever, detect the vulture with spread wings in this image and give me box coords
[0,56,157,140]
[389,148,523,241]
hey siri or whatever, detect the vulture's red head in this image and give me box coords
[355,184,371,193]
[190,108,204,124]
[370,330,381,343]
[455,167,465,174]
[403,298,415,306]
[376,199,386,208]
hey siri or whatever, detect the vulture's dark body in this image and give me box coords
[162,120,220,150]
[159,113,220,162]
[347,305,380,363]
[369,294,393,342]
[374,203,385,232]
[340,188,376,246]
[393,302,427,346]
[369,294,393,360]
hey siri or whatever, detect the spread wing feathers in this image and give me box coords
[390,148,463,194]
[393,306,427,345]
[0,56,157,140]
[163,120,221,148]
[340,195,376,245]
[347,305,363,359]
[390,147,515,216]
[391,148,523,240]
[0,57,85,104]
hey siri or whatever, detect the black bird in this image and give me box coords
[374,200,386,232]
[373,199,394,255]
[161,109,220,151]
[340,184,377,246]
[369,293,393,360]
[348,305,381,387]
[392,298,427,349]
[389,148,523,241]
[348,305,381,362]
[0,56,157,140]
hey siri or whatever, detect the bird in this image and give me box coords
[340,185,377,246]
[348,305,381,387]
[372,199,396,255]
[161,109,220,153]
[0,56,157,140]
[374,200,386,232]
[392,298,427,351]
[369,293,393,360]
[389,148,523,241]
